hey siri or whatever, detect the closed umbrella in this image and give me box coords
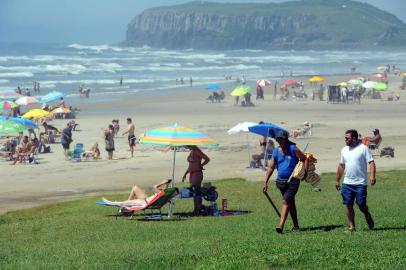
[230,86,251,97]
[40,91,65,103]
[139,123,218,217]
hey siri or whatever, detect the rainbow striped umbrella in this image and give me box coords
[139,123,218,147]
[139,123,218,217]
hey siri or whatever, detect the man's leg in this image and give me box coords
[345,205,356,230]
[356,186,374,229]
[289,199,299,228]
[277,201,290,231]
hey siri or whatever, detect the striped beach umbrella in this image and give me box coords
[139,123,218,217]
[0,92,23,101]
[15,96,40,106]
[0,101,18,110]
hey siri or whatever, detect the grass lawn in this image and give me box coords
[1,170,405,269]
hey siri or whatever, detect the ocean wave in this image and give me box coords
[41,78,154,86]
[0,64,87,75]
[0,72,34,78]
[0,79,9,83]
[0,56,31,62]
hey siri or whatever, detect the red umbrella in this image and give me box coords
[257,79,271,87]
[281,79,299,88]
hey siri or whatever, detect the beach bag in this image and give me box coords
[292,161,306,180]
[380,147,394,158]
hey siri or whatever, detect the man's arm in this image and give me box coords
[336,163,345,191]
[263,159,276,192]
[369,161,376,186]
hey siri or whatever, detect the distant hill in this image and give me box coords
[124,0,406,50]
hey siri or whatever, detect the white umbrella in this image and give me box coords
[15,96,40,106]
[227,122,257,165]
[362,81,376,89]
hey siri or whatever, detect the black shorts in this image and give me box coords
[106,148,115,153]
[276,178,300,203]
[62,143,70,150]
[128,135,136,146]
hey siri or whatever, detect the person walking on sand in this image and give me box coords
[336,129,376,232]
[122,118,136,158]
[61,123,73,160]
[182,145,210,215]
[103,124,115,160]
[263,130,307,234]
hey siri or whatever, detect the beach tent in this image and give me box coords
[227,122,257,165]
[0,120,27,136]
[40,91,65,103]
[22,109,50,119]
[15,96,40,106]
[230,86,251,96]
[309,76,325,83]
[139,123,218,217]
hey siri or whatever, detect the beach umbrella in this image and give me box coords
[230,86,251,97]
[0,120,27,135]
[248,123,289,139]
[309,76,324,83]
[22,109,50,119]
[376,66,386,71]
[205,84,221,91]
[139,123,219,217]
[15,96,40,106]
[51,107,71,114]
[373,82,388,91]
[0,116,38,129]
[0,92,23,101]
[336,82,347,87]
[0,101,18,110]
[40,91,65,103]
[257,79,271,87]
[281,79,298,88]
[348,79,362,85]
[362,81,376,89]
[400,72,406,76]
[227,122,257,165]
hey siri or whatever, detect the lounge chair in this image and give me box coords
[96,187,178,219]
[70,143,84,162]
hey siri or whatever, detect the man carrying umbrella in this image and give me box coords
[263,130,307,234]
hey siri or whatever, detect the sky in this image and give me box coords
[0,0,405,44]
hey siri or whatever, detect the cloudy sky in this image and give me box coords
[0,0,405,44]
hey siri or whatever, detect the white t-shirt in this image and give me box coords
[340,142,374,185]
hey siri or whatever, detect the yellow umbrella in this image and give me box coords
[230,86,251,97]
[309,76,324,83]
[336,82,347,87]
[376,66,386,71]
[401,72,406,77]
[22,109,50,119]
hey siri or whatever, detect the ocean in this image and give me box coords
[0,43,405,99]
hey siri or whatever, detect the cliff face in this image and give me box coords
[125,0,406,50]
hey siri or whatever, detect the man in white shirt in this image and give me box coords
[336,129,376,232]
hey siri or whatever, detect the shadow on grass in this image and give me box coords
[299,224,344,232]
[372,226,406,231]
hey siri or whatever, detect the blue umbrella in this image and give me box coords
[0,116,38,129]
[248,123,289,138]
[205,84,221,91]
[40,91,65,103]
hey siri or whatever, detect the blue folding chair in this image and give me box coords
[71,143,84,162]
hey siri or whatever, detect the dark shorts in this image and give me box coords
[128,135,136,146]
[62,143,70,150]
[276,178,300,203]
[341,184,367,208]
[105,148,115,153]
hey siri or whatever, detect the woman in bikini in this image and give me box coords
[102,179,175,207]
[182,145,210,215]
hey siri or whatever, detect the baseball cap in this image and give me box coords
[275,130,289,139]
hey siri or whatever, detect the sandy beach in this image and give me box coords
[1,73,405,214]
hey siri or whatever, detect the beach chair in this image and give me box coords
[97,188,178,219]
[71,143,84,162]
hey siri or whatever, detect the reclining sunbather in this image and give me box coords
[102,179,178,207]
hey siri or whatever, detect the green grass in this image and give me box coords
[1,171,406,269]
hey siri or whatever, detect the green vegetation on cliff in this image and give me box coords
[125,0,406,50]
